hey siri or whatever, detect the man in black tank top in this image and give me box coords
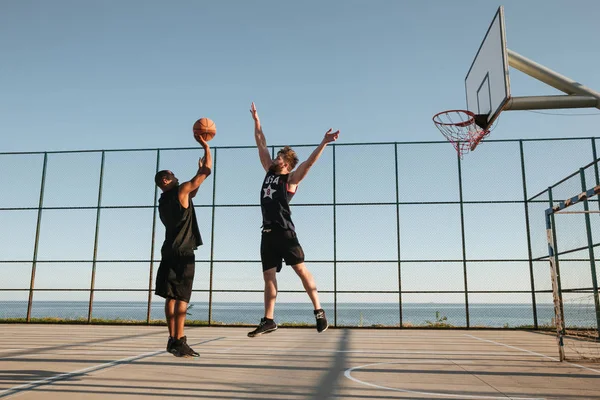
[248,102,340,337]
[154,134,212,357]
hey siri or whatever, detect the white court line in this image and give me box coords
[212,347,237,353]
[0,347,50,355]
[9,351,143,360]
[0,337,224,399]
[344,362,544,400]
[211,347,539,356]
[0,349,163,399]
[464,334,600,374]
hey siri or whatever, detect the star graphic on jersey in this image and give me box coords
[263,184,276,199]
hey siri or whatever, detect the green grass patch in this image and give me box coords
[0,317,212,326]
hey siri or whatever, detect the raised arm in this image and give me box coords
[250,102,272,172]
[179,135,212,207]
[288,128,340,186]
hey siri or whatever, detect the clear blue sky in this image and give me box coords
[2,0,599,153]
[1,1,599,316]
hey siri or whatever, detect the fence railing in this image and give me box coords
[0,136,598,328]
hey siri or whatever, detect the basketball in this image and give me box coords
[193,118,216,141]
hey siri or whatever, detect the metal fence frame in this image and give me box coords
[1,136,599,328]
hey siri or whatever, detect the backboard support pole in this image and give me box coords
[505,95,598,111]
[507,49,600,110]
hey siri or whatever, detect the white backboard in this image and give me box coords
[465,6,510,130]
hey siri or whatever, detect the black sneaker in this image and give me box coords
[247,317,277,337]
[178,336,199,358]
[169,336,199,358]
[170,338,185,357]
[166,336,177,354]
[314,309,328,333]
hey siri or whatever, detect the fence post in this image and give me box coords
[332,144,338,327]
[519,141,538,328]
[394,143,402,327]
[208,148,218,325]
[26,153,47,322]
[457,154,469,327]
[88,151,105,323]
[592,139,599,212]
[147,150,161,323]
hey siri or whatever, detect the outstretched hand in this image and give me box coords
[198,156,206,169]
[322,128,340,144]
[250,102,259,122]
[194,132,210,149]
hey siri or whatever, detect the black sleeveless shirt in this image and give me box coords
[158,187,202,254]
[260,171,296,231]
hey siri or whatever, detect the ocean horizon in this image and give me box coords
[2,300,595,328]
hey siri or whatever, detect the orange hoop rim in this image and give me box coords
[432,109,476,128]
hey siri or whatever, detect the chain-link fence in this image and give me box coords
[1,137,598,328]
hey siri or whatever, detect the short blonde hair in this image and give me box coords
[278,146,299,170]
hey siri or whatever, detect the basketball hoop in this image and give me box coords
[433,110,490,158]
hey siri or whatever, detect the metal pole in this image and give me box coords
[507,49,600,108]
[208,148,218,325]
[548,188,566,332]
[332,145,338,327]
[579,169,600,338]
[520,141,538,328]
[592,140,600,213]
[27,153,47,322]
[457,154,469,327]
[88,151,105,323]
[505,95,598,111]
[147,150,161,323]
[394,143,403,327]
[546,189,565,361]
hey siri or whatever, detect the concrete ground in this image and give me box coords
[0,325,599,399]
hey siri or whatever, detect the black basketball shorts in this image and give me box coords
[260,229,305,272]
[155,251,195,303]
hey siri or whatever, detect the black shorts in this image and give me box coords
[155,251,195,303]
[261,229,305,272]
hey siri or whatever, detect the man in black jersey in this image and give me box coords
[248,102,339,337]
[154,133,212,357]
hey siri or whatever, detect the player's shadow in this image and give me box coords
[311,328,351,399]
[0,369,67,382]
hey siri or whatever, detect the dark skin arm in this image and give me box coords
[178,135,212,208]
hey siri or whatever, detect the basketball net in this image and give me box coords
[433,110,489,158]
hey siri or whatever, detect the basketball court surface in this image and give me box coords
[1,5,600,400]
[0,325,599,399]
